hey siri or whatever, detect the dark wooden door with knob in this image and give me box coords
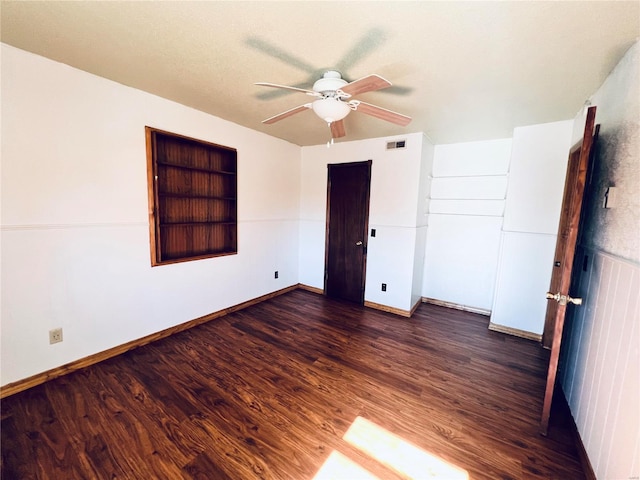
[540,106,597,435]
[324,161,371,304]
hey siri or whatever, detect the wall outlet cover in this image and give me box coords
[49,328,63,344]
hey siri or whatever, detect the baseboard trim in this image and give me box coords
[364,300,411,318]
[297,284,324,295]
[488,322,542,342]
[410,298,421,316]
[422,297,491,316]
[557,387,597,480]
[299,284,417,318]
[0,284,299,399]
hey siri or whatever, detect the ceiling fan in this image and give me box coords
[255,70,411,139]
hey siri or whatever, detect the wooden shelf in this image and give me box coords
[146,126,238,266]
[158,192,236,201]
[158,161,236,176]
[159,221,237,227]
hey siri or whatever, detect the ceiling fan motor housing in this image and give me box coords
[312,70,348,95]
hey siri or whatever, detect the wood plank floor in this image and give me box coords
[1,290,585,479]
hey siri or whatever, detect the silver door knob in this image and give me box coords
[355,241,363,246]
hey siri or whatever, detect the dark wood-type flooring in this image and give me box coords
[1,290,585,479]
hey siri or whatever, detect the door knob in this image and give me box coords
[546,292,583,306]
[355,241,363,246]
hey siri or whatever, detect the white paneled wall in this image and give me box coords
[560,248,639,479]
[422,139,511,311]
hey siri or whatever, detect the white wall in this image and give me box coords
[491,232,557,332]
[503,120,576,234]
[422,139,511,311]
[299,133,430,312]
[560,40,639,480]
[1,44,301,386]
[490,120,573,334]
[411,136,435,308]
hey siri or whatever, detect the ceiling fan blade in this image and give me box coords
[256,81,318,101]
[246,37,317,74]
[353,101,412,126]
[335,27,386,74]
[383,85,414,96]
[330,120,346,138]
[255,82,320,97]
[262,104,311,124]
[340,74,392,97]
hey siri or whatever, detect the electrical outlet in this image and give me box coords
[381,283,387,292]
[49,328,63,344]
[274,271,279,279]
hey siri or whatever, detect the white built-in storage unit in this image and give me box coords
[489,120,574,336]
[422,139,512,312]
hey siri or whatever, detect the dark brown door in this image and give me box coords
[325,161,371,304]
[540,106,596,435]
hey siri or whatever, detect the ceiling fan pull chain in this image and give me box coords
[326,127,335,149]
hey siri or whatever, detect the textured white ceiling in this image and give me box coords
[1,1,638,146]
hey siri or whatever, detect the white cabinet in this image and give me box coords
[490,120,573,335]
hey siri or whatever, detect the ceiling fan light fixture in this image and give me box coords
[312,98,351,123]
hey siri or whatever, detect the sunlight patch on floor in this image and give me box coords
[312,451,381,480]
[312,416,469,480]
[343,416,469,480]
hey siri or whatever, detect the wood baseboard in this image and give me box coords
[0,285,299,399]
[410,298,421,316]
[422,297,491,316]
[299,285,417,318]
[364,300,411,318]
[488,322,542,342]
[297,284,324,295]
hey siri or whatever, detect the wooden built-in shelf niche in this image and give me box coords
[145,127,237,266]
